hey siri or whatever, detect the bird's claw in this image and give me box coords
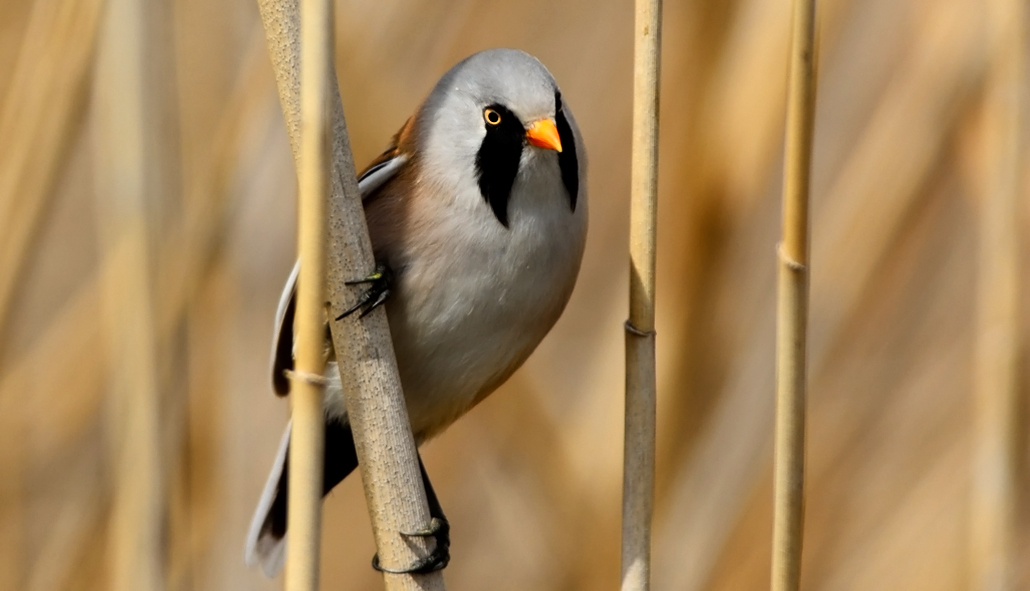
[345,270,383,285]
[336,263,392,320]
[371,518,450,574]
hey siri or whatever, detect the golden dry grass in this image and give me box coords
[0,0,1026,590]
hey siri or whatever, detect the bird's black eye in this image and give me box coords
[484,108,502,125]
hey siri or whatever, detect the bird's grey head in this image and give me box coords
[416,49,580,227]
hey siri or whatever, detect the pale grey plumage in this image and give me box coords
[246,48,587,577]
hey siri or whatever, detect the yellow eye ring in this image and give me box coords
[484,108,501,125]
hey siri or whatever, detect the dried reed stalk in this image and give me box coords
[622,1,662,590]
[771,1,817,591]
[0,37,267,591]
[772,2,819,591]
[0,0,103,340]
[970,0,1025,589]
[256,1,445,588]
[92,0,163,588]
[0,382,25,590]
[164,30,271,591]
[284,0,331,587]
[658,5,985,587]
[0,35,269,465]
[25,484,103,591]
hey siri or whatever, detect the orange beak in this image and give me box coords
[525,119,563,152]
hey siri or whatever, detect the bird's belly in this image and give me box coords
[387,274,553,439]
[387,224,583,439]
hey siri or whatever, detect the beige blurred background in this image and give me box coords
[1,0,1029,589]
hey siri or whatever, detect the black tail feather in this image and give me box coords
[267,419,359,539]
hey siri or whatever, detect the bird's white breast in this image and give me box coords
[385,148,586,439]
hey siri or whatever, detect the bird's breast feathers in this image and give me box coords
[379,147,586,439]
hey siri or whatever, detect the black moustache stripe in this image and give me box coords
[555,91,579,212]
[475,103,524,228]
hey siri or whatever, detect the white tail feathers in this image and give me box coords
[245,422,291,577]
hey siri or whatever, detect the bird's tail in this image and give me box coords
[245,422,291,577]
[245,418,360,577]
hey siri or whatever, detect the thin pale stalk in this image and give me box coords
[284,0,330,588]
[92,0,164,588]
[256,1,445,588]
[772,1,817,591]
[970,1,1025,589]
[622,0,661,590]
[0,0,103,341]
[0,385,24,590]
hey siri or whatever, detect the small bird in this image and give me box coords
[245,48,587,577]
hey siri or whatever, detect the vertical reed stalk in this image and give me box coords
[771,1,817,591]
[971,1,1024,589]
[0,382,24,590]
[284,0,330,588]
[0,0,104,340]
[92,0,163,589]
[256,1,445,588]
[622,0,662,590]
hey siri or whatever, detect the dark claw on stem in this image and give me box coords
[336,263,392,320]
[371,517,451,574]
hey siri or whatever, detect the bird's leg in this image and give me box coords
[410,454,450,565]
[371,454,451,574]
[336,262,393,320]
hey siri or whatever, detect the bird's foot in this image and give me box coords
[336,263,392,320]
[371,517,450,574]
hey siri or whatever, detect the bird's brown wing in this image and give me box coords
[357,116,417,203]
[270,116,417,396]
[360,116,414,174]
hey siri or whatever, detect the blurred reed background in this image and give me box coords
[0,0,1027,589]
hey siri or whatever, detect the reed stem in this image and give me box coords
[0,0,103,341]
[622,1,662,590]
[92,0,164,588]
[771,1,817,590]
[970,1,1025,589]
[283,0,331,587]
[256,1,445,588]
